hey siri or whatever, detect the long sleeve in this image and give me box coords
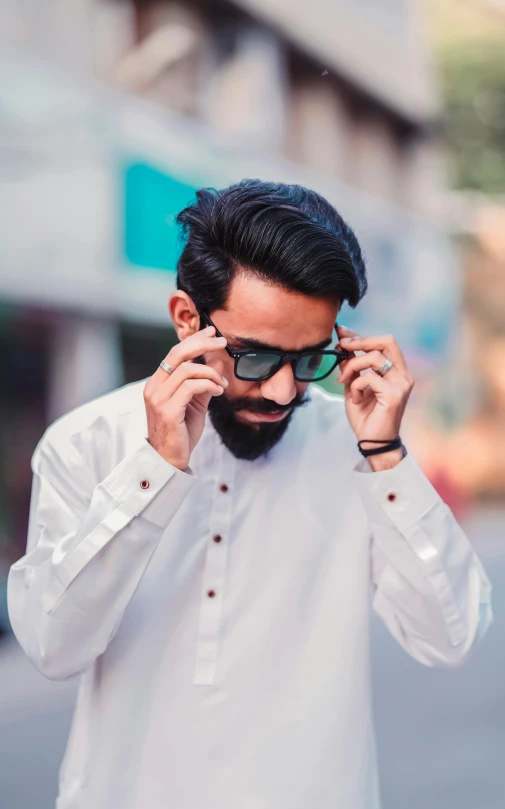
[7,432,195,680]
[354,451,493,667]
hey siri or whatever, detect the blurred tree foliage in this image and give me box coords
[440,40,505,192]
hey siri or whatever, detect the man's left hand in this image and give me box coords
[336,325,415,470]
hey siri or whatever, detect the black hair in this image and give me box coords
[175,178,367,313]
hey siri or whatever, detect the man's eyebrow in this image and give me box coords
[227,334,334,352]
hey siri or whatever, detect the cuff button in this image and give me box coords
[387,492,397,502]
[140,479,150,490]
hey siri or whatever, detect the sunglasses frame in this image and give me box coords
[200,311,350,382]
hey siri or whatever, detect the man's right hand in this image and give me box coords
[143,326,228,470]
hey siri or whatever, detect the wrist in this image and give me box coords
[147,440,188,471]
[366,446,405,472]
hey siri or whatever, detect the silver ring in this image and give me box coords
[377,358,393,377]
[159,360,175,375]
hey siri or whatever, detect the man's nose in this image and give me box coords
[260,362,297,406]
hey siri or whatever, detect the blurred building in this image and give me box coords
[438,199,505,502]
[0,0,454,566]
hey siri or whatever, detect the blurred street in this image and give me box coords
[0,509,503,809]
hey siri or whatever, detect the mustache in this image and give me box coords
[225,391,310,414]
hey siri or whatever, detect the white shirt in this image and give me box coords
[8,380,492,809]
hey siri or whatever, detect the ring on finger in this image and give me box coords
[376,358,394,377]
[160,360,175,375]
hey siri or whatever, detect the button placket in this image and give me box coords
[193,441,236,686]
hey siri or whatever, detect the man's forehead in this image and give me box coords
[227,271,339,315]
[220,326,332,351]
[219,274,340,351]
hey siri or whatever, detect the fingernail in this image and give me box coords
[214,336,226,343]
[205,326,214,333]
[341,337,352,344]
[216,385,224,394]
[222,376,228,385]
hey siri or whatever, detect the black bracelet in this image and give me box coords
[357,437,404,457]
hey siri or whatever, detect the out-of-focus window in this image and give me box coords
[0,307,50,565]
[348,105,405,201]
[121,321,177,385]
[203,15,287,149]
[286,55,353,181]
[121,0,209,117]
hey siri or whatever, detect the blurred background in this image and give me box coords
[0,0,504,807]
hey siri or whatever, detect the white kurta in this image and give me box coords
[8,380,492,809]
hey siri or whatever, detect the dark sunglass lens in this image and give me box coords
[236,352,280,380]
[295,352,338,381]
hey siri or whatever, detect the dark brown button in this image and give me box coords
[207,590,216,598]
[220,484,229,493]
[140,479,150,490]
[213,534,222,543]
[387,492,397,502]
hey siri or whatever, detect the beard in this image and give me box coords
[207,387,310,461]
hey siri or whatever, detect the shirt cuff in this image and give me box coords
[104,440,195,528]
[353,450,441,533]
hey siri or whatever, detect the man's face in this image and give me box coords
[202,273,340,460]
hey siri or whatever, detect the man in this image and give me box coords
[8,180,492,809]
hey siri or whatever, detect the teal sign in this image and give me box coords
[124,162,198,272]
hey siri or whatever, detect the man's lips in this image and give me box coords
[237,408,291,423]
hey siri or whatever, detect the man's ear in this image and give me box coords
[169,291,201,340]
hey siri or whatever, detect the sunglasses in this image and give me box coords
[200,311,350,382]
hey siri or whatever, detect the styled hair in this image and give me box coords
[176,178,367,313]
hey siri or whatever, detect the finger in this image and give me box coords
[168,378,225,411]
[335,324,359,355]
[348,370,408,406]
[170,330,227,365]
[338,350,405,387]
[340,334,409,377]
[149,362,228,406]
[348,370,389,405]
[147,328,227,391]
[336,355,356,385]
[202,355,226,380]
[337,324,360,339]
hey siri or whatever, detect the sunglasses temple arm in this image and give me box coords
[200,311,222,337]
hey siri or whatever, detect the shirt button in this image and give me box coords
[387,492,397,502]
[213,534,222,543]
[140,479,150,490]
[207,590,216,598]
[220,484,229,493]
